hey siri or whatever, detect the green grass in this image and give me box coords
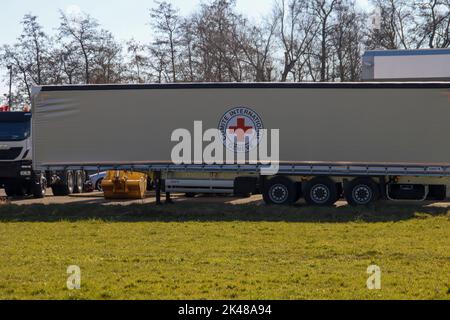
[0,203,449,300]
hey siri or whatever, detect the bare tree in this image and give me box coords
[367,0,415,49]
[1,14,52,103]
[237,20,277,82]
[56,42,84,84]
[20,14,48,85]
[276,0,318,82]
[188,0,248,82]
[313,0,341,81]
[91,30,124,83]
[1,44,33,103]
[178,19,198,82]
[331,0,367,81]
[58,11,101,84]
[127,39,148,83]
[148,45,170,83]
[413,0,450,48]
[150,1,181,82]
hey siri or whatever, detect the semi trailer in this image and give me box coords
[0,111,88,198]
[32,82,450,206]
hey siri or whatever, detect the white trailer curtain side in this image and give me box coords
[32,82,450,173]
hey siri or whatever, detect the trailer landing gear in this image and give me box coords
[154,172,173,205]
[166,192,173,204]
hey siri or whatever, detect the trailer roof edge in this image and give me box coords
[39,82,450,91]
[364,48,450,57]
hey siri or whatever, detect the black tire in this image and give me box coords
[344,178,380,206]
[73,170,83,194]
[4,184,17,197]
[53,171,74,196]
[185,193,196,198]
[96,178,104,192]
[32,174,47,199]
[263,176,297,205]
[51,185,63,196]
[6,183,28,197]
[304,177,338,206]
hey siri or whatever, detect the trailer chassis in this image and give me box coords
[36,162,450,206]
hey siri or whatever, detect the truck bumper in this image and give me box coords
[0,161,33,185]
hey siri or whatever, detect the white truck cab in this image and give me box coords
[0,112,39,197]
[0,111,88,198]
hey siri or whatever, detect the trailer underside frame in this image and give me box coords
[38,163,450,178]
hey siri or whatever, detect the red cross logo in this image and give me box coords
[228,118,254,142]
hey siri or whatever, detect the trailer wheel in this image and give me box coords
[304,177,338,206]
[263,176,297,205]
[52,171,75,196]
[73,170,84,194]
[64,171,75,195]
[345,178,380,206]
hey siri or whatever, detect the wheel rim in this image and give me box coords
[67,173,74,193]
[40,176,47,196]
[352,185,373,205]
[269,184,289,204]
[310,184,330,204]
[97,179,103,191]
[77,173,82,191]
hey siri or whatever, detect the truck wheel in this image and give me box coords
[73,170,83,194]
[345,178,380,206]
[304,177,338,206]
[263,176,297,205]
[4,184,17,197]
[32,174,47,199]
[6,183,28,197]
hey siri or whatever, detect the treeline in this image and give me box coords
[1,0,449,104]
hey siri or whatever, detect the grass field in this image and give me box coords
[0,202,449,300]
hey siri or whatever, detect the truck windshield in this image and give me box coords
[0,122,31,141]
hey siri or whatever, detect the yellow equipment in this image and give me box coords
[102,170,147,199]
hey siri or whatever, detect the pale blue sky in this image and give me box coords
[1,0,273,45]
[1,0,372,46]
[0,0,371,96]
